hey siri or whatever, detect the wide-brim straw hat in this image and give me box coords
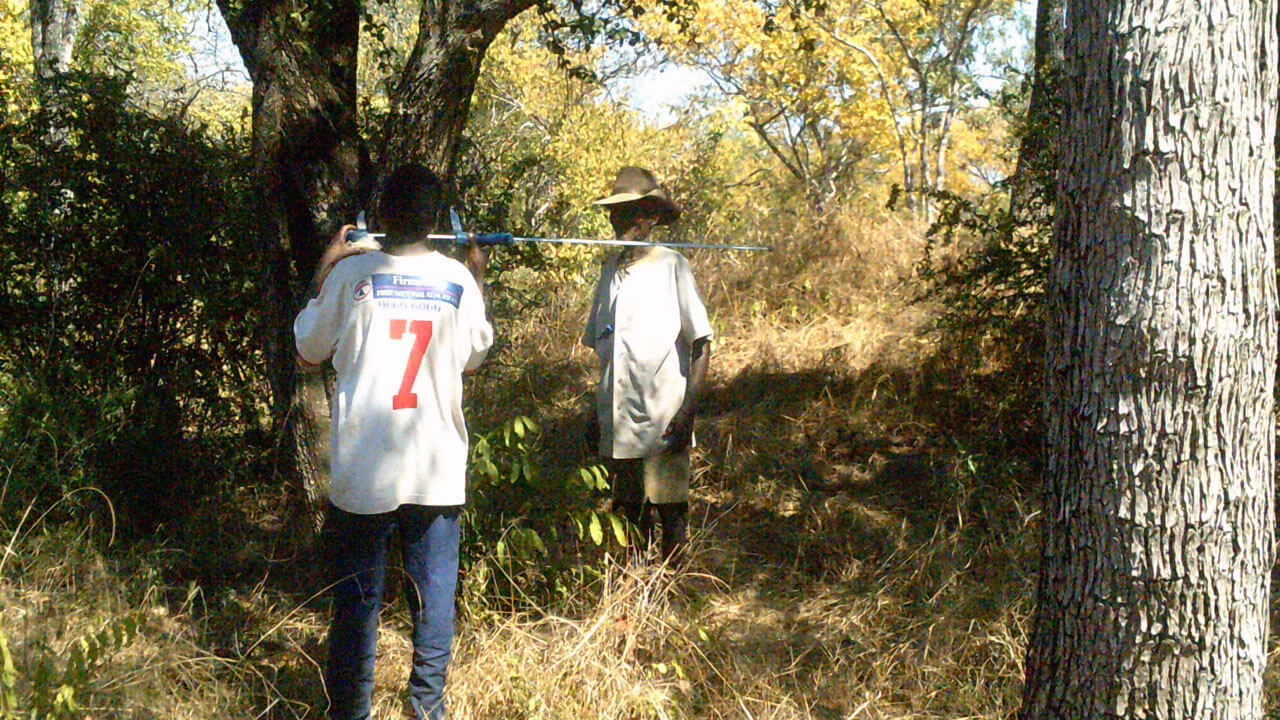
[591,166,682,225]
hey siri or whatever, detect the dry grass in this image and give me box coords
[449,562,697,719]
[5,205,1276,718]
[0,523,263,718]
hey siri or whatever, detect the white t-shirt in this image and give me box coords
[294,250,493,514]
[583,247,714,459]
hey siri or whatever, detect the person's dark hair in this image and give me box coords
[379,164,447,245]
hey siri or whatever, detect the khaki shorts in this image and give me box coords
[642,447,690,504]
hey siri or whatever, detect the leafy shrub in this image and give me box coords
[0,616,139,719]
[910,70,1058,451]
[460,415,628,618]
[0,73,265,531]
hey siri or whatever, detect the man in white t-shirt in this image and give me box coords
[294,164,492,720]
[583,167,713,562]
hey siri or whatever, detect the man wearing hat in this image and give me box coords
[582,166,714,561]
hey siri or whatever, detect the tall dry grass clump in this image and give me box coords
[0,518,256,717]
[448,562,698,720]
[0,488,338,719]
[695,209,936,379]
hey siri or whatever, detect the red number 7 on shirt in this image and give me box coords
[390,319,433,410]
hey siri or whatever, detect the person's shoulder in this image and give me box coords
[347,249,389,266]
[655,246,691,270]
[330,250,382,281]
[392,250,464,276]
[424,252,485,298]
[432,252,477,282]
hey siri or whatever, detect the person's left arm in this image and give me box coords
[460,250,494,374]
[664,338,710,450]
[663,257,715,451]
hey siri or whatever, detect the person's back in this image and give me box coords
[293,164,491,720]
[297,248,490,512]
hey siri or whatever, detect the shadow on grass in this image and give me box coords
[667,354,1042,715]
[78,332,1044,719]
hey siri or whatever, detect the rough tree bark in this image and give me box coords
[1021,1,1276,718]
[381,0,539,177]
[217,0,364,527]
[30,0,81,84]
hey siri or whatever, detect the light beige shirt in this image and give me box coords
[583,247,714,459]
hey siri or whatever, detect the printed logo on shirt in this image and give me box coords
[353,280,372,303]
[370,274,463,308]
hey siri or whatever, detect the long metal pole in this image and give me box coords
[426,233,774,252]
[350,231,771,252]
[345,209,774,251]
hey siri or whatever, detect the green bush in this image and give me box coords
[0,616,139,719]
[911,70,1058,451]
[0,73,265,531]
[461,415,628,619]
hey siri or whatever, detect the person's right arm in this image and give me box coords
[295,225,364,369]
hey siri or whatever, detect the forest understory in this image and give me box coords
[6,214,1276,719]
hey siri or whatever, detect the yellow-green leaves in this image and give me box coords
[635,0,1017,205]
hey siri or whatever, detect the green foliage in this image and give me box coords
[916,187,1047,329]
[915,51,1055,342]
[76,0,196,91]
[911,67,1057,448]
[4,0,250,125]
[0,615,139,719]
[461,415,628,619]
[0,72,265,531]
[0,7,33,117]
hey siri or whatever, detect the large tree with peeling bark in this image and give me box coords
[1020,0,1276,717]
[216,0,365,521]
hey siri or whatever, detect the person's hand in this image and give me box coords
[661,408,694,452]
[465,240,489,278]
[306,224,369,299]
[321,224,368,266]
[296,354,322,373]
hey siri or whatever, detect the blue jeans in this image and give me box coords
[323,503,462,720]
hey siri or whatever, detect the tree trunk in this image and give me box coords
[30,0,81,84]
[1021,0,1276,718]
[218,0,364,529]
[917,91,931,221]
[382,0,538,177]
[30,0,82,144]
[1009,0,1064,218]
